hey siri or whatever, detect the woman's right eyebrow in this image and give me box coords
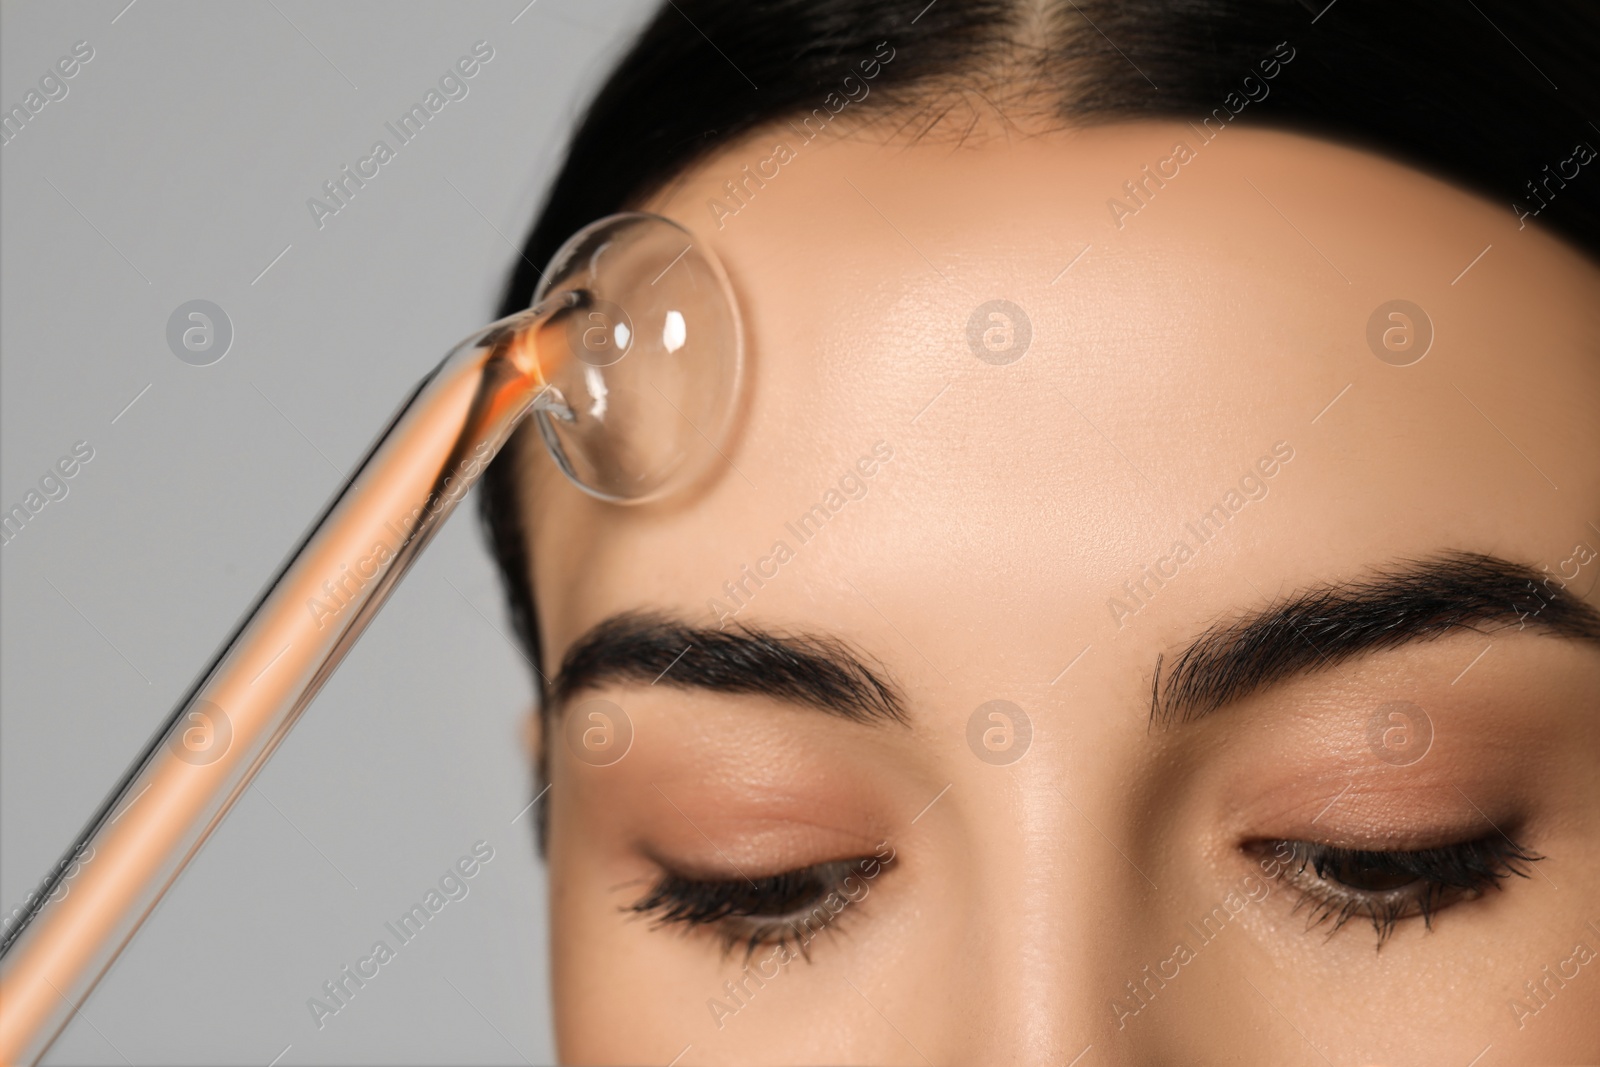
[548,610,909,726]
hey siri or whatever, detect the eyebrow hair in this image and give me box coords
[549,611,908,726]
[1151,551,1600,727]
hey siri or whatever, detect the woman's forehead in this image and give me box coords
[527,123,1600,660]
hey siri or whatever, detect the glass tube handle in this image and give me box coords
[0,291,577,1066]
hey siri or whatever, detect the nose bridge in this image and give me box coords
[938,756,1142,1063]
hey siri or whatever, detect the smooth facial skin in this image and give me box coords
[516,119,1600,1064]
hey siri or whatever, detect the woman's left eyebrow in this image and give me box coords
[548,610,908,726]
[1150,550,1600,728]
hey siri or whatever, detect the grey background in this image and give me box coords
[1,2,657,1062]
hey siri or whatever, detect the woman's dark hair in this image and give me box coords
[481,0,1600,690]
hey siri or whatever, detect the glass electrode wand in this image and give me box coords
[0,212,745,1064]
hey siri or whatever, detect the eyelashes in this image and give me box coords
[630,835,1541,958]
[1258,835,1543,944]
[629,851,892,961]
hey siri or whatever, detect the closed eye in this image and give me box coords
[628,848,894,961]
[1251,835,1543,945]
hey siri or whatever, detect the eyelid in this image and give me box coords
[1238,783,1533,852]
[637,827,887,883]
